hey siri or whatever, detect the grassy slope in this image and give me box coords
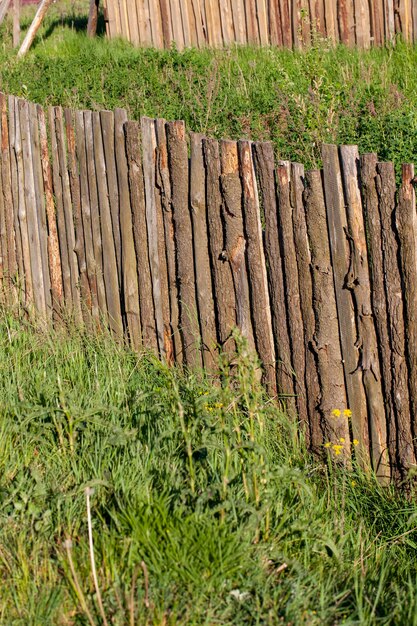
[0,314,416,625]
[0,5,417,171]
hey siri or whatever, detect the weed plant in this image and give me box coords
[0,312,416,624]
[1,4,417,173]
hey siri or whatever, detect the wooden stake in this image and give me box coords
[17,0,54,58]
[87,0,100,37]
[13,0,20,48]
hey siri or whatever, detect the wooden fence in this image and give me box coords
[1,91,417,480]
[101,0,417,49]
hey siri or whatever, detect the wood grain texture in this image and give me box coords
[167,120,201,367]
[340,146,389,479]
[304,170,350,449]
[239,140,276,392]
[322,144,370,467]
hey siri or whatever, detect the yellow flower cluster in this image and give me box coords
[205,401,223,412]
[331,408,352,418]
[323,437,359,453]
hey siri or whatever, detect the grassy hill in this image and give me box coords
[0,4,417,172]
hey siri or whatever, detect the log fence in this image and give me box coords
[101,0,417,49]
[1,90,417,480]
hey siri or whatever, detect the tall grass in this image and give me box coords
[0,312,416,624]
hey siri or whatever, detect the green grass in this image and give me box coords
[0,312,417,624]
[1,3,417,171]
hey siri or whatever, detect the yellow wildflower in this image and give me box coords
[332,444,343,456]
[331,409,341,417]
[339,438,345,443]
[324,442,331,448]
[351,480,356,487]
[353,439,359,446]
[343,409,352,417]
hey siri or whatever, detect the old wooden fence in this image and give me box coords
[101,0,417,49]
[1,91,417,480]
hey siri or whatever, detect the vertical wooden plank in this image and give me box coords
[179,0,191,46]
[38,105,63,314]
[64,108,91,319]
[155,118,182,362]
[376,161,415,473]
[203,137,235,352]
[292,0,302,47]
[93,112,123,338]
[396,163,417,462]
[231,0,247,43]
[220,140,255,351]
[125,121,156,351]
[278,0,292,46]
[339,146,389,479]
[304,170,350,451]
[141,116,166,357]
[127,0,140,45]
[7,96,25,296]
[148,0,164,48]
[74,110,99,321]
[384,0,395,41]
[204,0,222,45]
[114,108,142,349]
[276,162,309,439]
[29,101,51,316]
[361,154,415,476]
[354,0,371,47]
[338,0,354,45]
[324,0,337,41]
[268,0,282,46]
[253,142,295,409]
[219,0,235,45]
[238,140,276,393]
[169,0,185,48]
[167,121,201,367]
[18,99,46,315]
[55,107,82,322]
[159,0,173,47]
[137,0,152,45]
[0,94,17,297]
[190,132,217,369]
[100,111,122,290]
[291,162,322,449]
[0,106,7,297]
[256,0,269,44]
[84,110,107,321]
[244,0,259,43]
[189,0,205,46]
[322,144,370,468]
[50,106,72,311]
[15,99,33,307]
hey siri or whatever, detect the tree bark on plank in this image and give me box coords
[125,121,156,352]
[304,170,350,449]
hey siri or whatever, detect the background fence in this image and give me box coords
[101,0,417,49]
[1,91,417,480]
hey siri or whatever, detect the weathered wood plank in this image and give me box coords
[74,110,99,321]
[114,108,142,349]
[304,170,350,449]
[155,118,181,362]
[322,144,370,467]
[125,121,156,351]
[203,137,236,352]
[376,160,415,474]
[93,111,123,338]
[38,105,63,314]
[167,121,201,367]
[340,146,388,479]
[253,142,295,409]
[64,108,91,319]
[0,93,17,297]
[276,161,309,438]
[141,116,166,357]
[290,162,322,449]
[220,140,255,351]
[396,163,417,462]
[190,132,217,369]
